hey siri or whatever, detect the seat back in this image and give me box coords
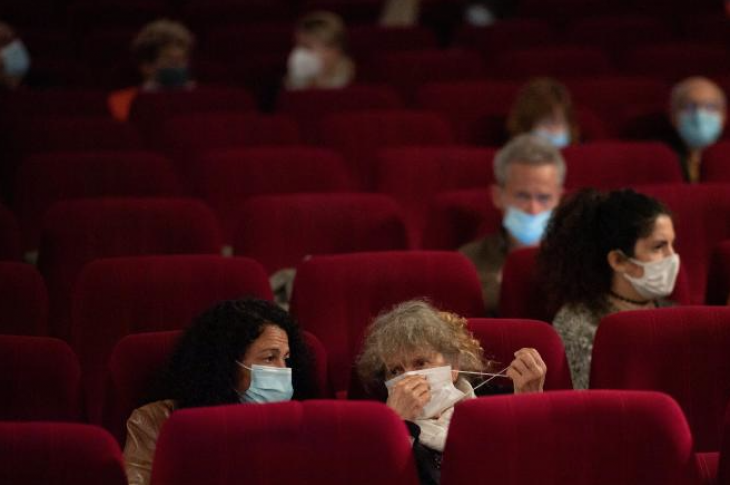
[0,262,48,336]
[0,203,21,261]
[422,189,502,250]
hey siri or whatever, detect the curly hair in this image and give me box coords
[356,300,486,391]
[132,19,194,64]
[537,188,671,315]
[153,298,314,409]
[507,77,579,142]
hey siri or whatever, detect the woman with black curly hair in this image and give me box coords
[123,297,315,485]
[538,188,680,390]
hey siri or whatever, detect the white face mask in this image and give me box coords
[287,46,323,83]
[236,362,294,404]
[623,253,680,300]
[385,365,465,419]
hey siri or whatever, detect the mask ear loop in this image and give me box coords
[459,366,511,392]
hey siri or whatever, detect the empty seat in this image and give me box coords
[72,255,272,424]
[623,43,730,82]
[592,307,730,451]
[182,1,295,34]
[422,189,502,250]
[234,194,409,273]
[104,329,330,444]
[442,390,700,485]
[0,89,111,119]
[196,147,350,240]
[455,19,556,59]
[493,46,613,80]
[0,203,21,261]
[0,422,127,485]
[15,151,182,253]
[566,15,676,58]
[276,85,403,143]
[563,142,684,190]
[701,141,730,183]
[322,110,454,189]
[719,403,730,485]
[38,198,223,340]
[349,25,438,58]
[707,240,730,305]
[0,335,81,421]
[201,23,293,63]
[376,147,496,247]
[0,262,48,336]
[638,184,730,304]
[290,251,484,394]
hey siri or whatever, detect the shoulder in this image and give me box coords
[553,303,601,330]
[128,399,175,432]
[459,233,505,259]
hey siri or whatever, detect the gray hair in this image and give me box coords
[493,134,566,186]
[670,76,726,113]
[356,300,485,387]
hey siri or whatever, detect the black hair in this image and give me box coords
[537,188,671,314]
[151,297,315,409]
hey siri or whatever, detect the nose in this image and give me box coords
[525,198,543,215]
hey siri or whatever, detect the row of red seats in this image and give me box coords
[3,391,728,485]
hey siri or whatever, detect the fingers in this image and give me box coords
[508,348,547,394]
[386,375,431,421]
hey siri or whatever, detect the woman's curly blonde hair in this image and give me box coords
[356,300,486,389]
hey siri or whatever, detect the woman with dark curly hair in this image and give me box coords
[123,297,314,485]
[537,189,680,390]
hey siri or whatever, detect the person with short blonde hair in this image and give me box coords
[285,11,355,90]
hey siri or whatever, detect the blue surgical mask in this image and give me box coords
[1,40,31,79]
[156,66,190,89]
[534,128,570,149]
[236,362,293,404]
[503,206,552,246]
[678,109,723,149]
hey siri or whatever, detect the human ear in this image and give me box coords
[607,249,631,273]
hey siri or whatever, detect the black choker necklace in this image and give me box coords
[609,291,651,305]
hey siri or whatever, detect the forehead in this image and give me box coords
[248,324,289,351]
[683,82,723,104]
[157,45,189,62]
[382,347,441,367]
[504,162,561,190]
[644,214,675,240]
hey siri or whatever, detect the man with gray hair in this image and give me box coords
[459,134,565,315]
[668,76,726,182]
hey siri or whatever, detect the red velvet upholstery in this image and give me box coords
[566,16,675,58]
[0,90,110,118]
[321,110,454,189]
[623,43,730,82]
[0,204,21,261]
[638,184,730,304]
[415,81,518,145]
[234,194,409,274]
[0,262,48,336]
[455,19,555,58]
[38,198,222,340]
[719,403,730,485]
[376,147,496,248]
[290,251,484,393]
[493,46,613,80]
[15,151,182,252]
[442,391,700,485]
[707,240,730,305]
[196,147,350,240]
[499,247,692,321]
[422,189,502,250]
[150,401,419,485]
[276,85,403,143]
[702,142,730,183]
[0,422,127,485]
[72,255,271,424]
[0,335,81,421]
[591,307,730,451]
[349,25,438,58]
[105,329,331,444]
[468,318,573,390]
[563,142,684,190]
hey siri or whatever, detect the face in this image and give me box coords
[624,214,676,278]
[383,349,457,383]
[140,44,189,81]
[295,32,339,71]
[236,324,290,393]
[533,107,569,135]
[672,81,727,127]
[492,162,563,216]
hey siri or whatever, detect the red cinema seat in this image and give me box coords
[72,255,272,425]
[0,89,111,119]
[591,307,730,452]
[105,329,330,444]
[15,151,182,253]
[363,49,487,102]
[422,189,502,250]
[68,1,168,36]
[442,391,701,485]
[638,184,730,304]
[290,251,484,394]
[415,81,520,145]
[702,142,730,183]
[349,25,438,58]
[37,198,223,341]
[202,23,294,63]
[493,46,613,80]
[276,85,403,143]
[719,403,730,485]
[623,43,730,82]
[182,1,294,34]
[455,19,555,59]
[322,110,454,189]
[151,400,419,485]
[301,0,382,24]
[234,194,408,274]
[563,142,684,190]
[566,15,676,59]
[376,147,496,247]
[0,204,21,261]
[707,240,730,305]
[0,422,127,485]
[0,335,81,421]
[0,262,48,336]
[196,147,350,240]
